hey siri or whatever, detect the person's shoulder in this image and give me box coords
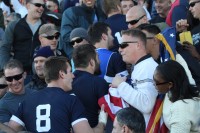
[111,52,122,59]
[63,5,82,14]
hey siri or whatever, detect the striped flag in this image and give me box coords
[98,87,129,121]
[146,94,168,133]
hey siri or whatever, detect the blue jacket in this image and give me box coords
[59,4,106,58]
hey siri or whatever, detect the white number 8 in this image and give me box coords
[36,104,51,132]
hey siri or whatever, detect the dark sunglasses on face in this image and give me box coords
[70,38,84,46]
[119,41,138,49]
[30,2,45,8]
[44,34,60,40]
[0,84,8,89]
[5,72,24,82]
[154,81,169,86]
[126,15,145,25]
[189,0,200,7]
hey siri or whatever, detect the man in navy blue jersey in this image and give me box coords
[7,56,107,133]
[72,44,109,128]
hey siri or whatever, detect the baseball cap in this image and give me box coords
[70,27,89,41]
[39,23,59,36]
[33,46,55,59]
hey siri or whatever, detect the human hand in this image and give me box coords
[176,19,189,32]
[183,43,200,60]
[110,75,126,88]
[98,104,107,127]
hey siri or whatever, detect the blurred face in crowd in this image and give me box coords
[142,30,160,60]
[82,0,96,8]
[155,0,171,18]
[70,37,89,48]
[34,56,47,79]
[121,0,134,15]
[189,0,200,20]
[4,68,26,94]
[106,28,114,49]
[0,76,8,98]
[46,0,58,12]
[27,0,45,19]
[39,32,60,51]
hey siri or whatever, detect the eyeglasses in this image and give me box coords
[189,0,200,7]
[43,34,60,40]
[146,37,154,39]
[119,41,138,49]
[70,38,84,46]
[126,15,145,25]
[5,72,24,82]
[0,84,8,89]
[154,81,169,86]
[30,2,45,8]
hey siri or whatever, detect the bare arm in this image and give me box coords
[8,120,23,132]
[0,122,17,133]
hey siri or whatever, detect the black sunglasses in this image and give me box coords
[146,37,154,40]
[126,15,145,25]
[119,41,138,49]
[44,34,60,40]
[70,38,84,46]
[5,72,24,82]
[189,0,200,7]
[154,81,169,86]
[30,2,45,8]
[0,84,8,89]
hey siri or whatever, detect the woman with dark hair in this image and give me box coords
[153,60,200,132]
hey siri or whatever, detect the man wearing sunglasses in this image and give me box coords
[0,0,46,75]
[38,23,66,57]
[0,59,35,124]
[69,27,90,72]
[111,29,158,127]
[69,27,90,48]
[126,5,148,29]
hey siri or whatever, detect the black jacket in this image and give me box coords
[0,16,45,72]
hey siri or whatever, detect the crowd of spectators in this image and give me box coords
[0,0,199,132]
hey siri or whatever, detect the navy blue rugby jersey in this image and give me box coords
[11,87,86,133]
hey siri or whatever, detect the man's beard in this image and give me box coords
[94,62,101,76]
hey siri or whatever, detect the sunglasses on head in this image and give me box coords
[44,34,60,40]
[0,84,8,89]
[70,38,84,46]
[126,15,145,25]
[119,41,138,49]
[189,0,200,7]
[5,72,24,82]
[30,2,45,8]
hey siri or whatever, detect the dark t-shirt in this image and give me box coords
[11,87,86,133]
[0,88,35,123]
[71,70,108,127]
